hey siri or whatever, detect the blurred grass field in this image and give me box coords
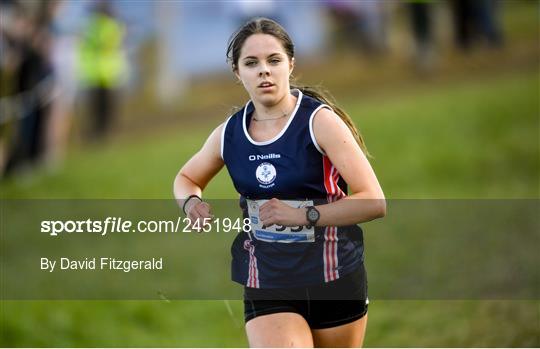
[1,66,538,346]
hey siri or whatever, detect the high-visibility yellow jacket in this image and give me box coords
[77,13,127,88]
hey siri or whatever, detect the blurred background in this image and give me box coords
[0,0,538,347]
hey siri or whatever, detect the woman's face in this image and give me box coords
[235,33,294,107]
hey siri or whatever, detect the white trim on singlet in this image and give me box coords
[220,115,233,160]
[242,89,303,146]
[309,104,332,156]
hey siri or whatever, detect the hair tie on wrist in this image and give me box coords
[182,194,202,215]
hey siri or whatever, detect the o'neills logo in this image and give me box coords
[248,153,281,161]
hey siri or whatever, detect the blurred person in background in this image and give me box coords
[450,0,503,50]
[0,0,55,177]
[0,0,19,174]
[76,0,127,141]
[44,0,79,169]
[324,0,388,56]
[407,0,436,73]
[174,17,385,347]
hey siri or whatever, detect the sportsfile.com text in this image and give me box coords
[40,217,251,236]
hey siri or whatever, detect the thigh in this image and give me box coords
[245,312,314,348]
[312,313,368,348]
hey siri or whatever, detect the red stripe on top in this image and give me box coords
[323,156,337,281]
[323,156,333,197]
[322,156,347,282]
[322,156,332,281]
[332,165,346,199]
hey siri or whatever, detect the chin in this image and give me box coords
[256,92,279,106]
[258,88,288,106]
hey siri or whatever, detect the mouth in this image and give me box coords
[258,81,275,88]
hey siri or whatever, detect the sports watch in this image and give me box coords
[305,206,320,227]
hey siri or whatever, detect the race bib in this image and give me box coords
[246,199,315,243]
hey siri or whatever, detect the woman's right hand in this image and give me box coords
[185,200,214,232]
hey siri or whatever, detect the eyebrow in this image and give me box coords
[242,53,283,61]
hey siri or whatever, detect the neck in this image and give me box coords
[252,91,297,122]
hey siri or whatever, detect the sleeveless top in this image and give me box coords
[221,89,364,288]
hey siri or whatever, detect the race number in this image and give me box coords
[246,199,315,243]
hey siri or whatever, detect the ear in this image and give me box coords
[233,66,241,82]
[289,57,295,76]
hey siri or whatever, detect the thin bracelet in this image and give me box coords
[182,194,202,215]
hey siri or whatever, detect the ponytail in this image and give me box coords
[291,84,372,158]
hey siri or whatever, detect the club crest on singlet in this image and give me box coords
[255,162,276,188]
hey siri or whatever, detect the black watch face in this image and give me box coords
[308,208,319,222]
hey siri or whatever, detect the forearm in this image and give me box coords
[315,194,386,227]
[260,193,386,228]
[173,172,202,209]
[296,189,385,227]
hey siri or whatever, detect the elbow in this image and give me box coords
[172,172,181,197]
[351,190,386,220]
[173,170,204,198]
[374,198,386,219]
[173,170,187,197]
[174,170,184,184]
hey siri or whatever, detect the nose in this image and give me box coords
[258,63,270,77]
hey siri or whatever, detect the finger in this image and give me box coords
[259,203,274,219]
[259,199,275,212]
[185,201,200,218]
[189,202,209,219]
[260,199,278,211]
[188,204,204,221]
[195,204,212,219]
[188,209,206,231]
[259,209,270,222]
[261,214,275,228]
[189,217,204,233]
[187,212,199,224]
[187,215,200,228]
[199,202,213,218]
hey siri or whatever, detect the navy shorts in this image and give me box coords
[244,263,368,329]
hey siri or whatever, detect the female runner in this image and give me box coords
[174,17,386,347]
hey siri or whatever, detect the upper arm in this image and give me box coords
[178,122,226,190]
[312,108,384,199]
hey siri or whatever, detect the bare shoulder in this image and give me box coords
[200,120,228,160]
[312,107,356,151]
[208,121,226,142]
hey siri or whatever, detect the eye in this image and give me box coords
[245,61,257,66]
[269,58,281,64]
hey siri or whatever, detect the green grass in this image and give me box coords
[1,71,538,347]
[353,72,539,198]
[367,301,540,347]
[1,301,248,347]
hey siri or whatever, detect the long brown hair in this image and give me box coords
[226,17,371,157]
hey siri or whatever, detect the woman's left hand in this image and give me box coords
[258,198,307,228]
